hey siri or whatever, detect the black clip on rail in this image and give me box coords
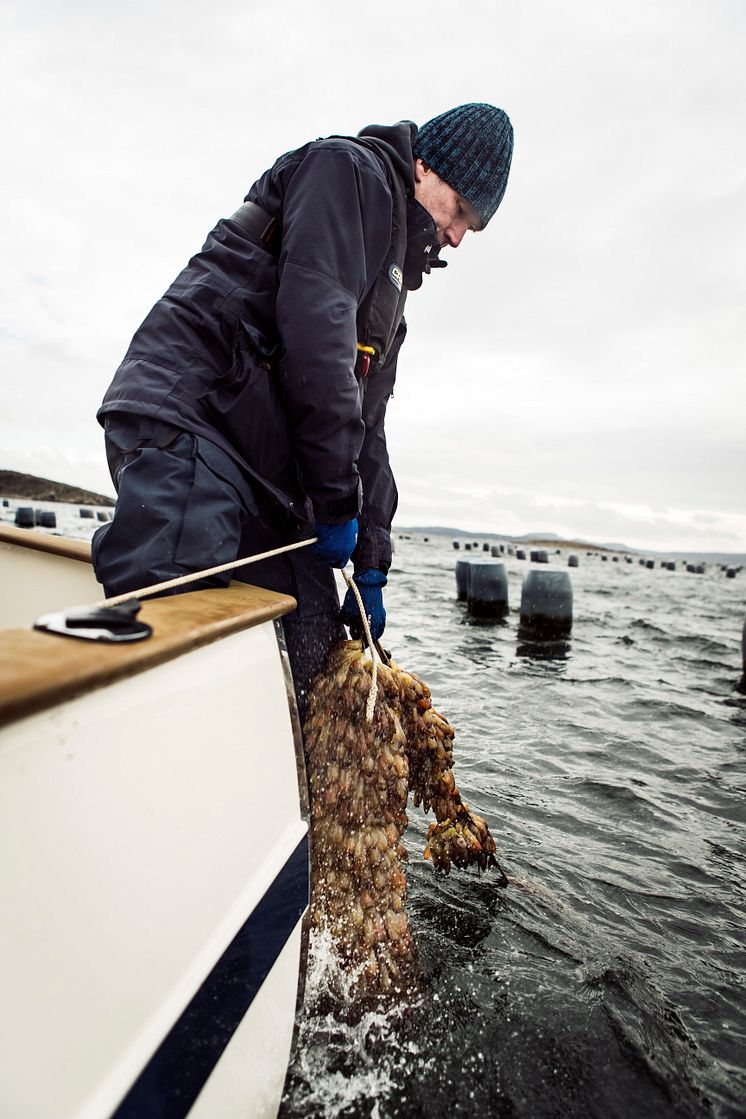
[34,599,152,643]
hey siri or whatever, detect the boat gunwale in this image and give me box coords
[0,528,298,728]
[0,522,93,562]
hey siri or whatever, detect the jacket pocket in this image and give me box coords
[200,321,292,483]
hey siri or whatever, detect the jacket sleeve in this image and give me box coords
[273,145,393,522]
[351,321,406,574]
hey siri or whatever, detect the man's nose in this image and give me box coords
[444,223,468,248]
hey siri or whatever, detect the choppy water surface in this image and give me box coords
[283,537,746,1119]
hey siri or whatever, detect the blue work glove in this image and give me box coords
[340,568,387,640]
[312,518,358,568]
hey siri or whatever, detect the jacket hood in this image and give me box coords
[357,121,417,194]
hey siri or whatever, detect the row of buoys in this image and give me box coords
[455,558,573,637]
[7,504,113,530]
[450,539,741,580]
[14,507,57,530]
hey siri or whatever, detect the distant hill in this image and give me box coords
[0,470,115,506]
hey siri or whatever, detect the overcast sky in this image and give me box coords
[2,0,744,552]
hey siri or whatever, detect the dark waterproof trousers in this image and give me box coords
[91,415,343,720]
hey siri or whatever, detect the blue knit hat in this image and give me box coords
[413,103,514,226]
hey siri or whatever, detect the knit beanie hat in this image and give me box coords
[413,103,514,226]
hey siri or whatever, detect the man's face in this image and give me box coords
[413,158,483,249]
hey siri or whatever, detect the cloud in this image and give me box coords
[2,0,745,550]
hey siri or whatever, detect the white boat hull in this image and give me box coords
[0,526,310,1119]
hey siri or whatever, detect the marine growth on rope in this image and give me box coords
[303,640,507,1001]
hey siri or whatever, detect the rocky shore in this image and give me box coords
[0,470,115,507]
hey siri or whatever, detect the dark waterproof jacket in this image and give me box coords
[98,122,438,573]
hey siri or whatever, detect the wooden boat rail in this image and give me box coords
[0,526,297,728]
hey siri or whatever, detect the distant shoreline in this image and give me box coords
[0,470,115,507]
[2,471,742,564]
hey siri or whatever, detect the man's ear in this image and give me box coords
[413,157,431,184]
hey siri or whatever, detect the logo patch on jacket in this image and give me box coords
[388,263,403,293]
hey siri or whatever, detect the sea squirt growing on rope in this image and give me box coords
[302,640,507,1002]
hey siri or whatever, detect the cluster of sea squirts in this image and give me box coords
[302,640,506,1001]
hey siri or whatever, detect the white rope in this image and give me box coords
[96,536,318,607]
[342,570,380,723]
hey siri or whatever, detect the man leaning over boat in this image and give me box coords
[92,104,514,716]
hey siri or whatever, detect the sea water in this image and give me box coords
[6,501,744,1117]
[282,536,745,1119]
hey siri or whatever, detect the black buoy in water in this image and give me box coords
[568,554,579,567]
[15,506,34,528]
[79,508,94,519]
[727,568,736,579]
[490,545,500,557]
[465,543,472,551]
[38,511,57,529]
[455,559,471,602]
[646,560,655,569]
[453,541,460,550]
[519,570,573,639]
[467,560,509,619]
[516,549,526,560]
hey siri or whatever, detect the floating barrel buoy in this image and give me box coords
[465,543,472,551]
[727,568,736,579]
[79,508,94,519]
[602,555,608,562]
[467,560,509,619]
[491,545,500,557]
[646,560,655,569]
[38,511,57,529]
[96,511,109,522]
[626,557,633,564]
[519,570,573,638]
[15,506,34,528]
[530,550,549,564]
[508,547,515,556]
[516,549,526,560]
[455,559,471,602]
[483,543,490,552]
[639,558,645,565]
[612,556,619,562]
[568,554,579,567]
[453,541,460,549]
[2,499,8,507]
